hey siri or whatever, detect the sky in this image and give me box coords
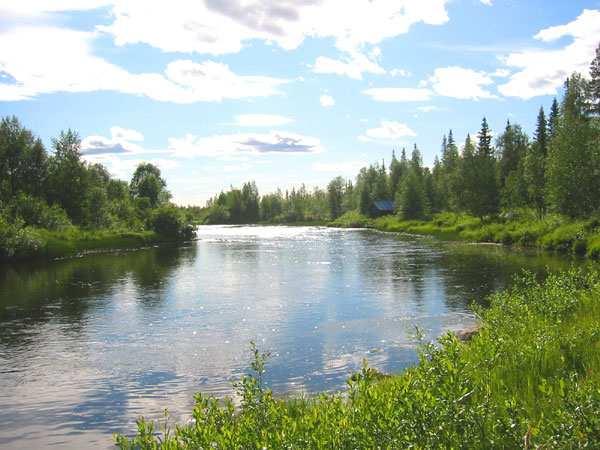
[0,0,599,205]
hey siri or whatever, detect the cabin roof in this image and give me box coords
[373,199,395,212]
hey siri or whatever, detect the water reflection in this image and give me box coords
[0,226,579,449]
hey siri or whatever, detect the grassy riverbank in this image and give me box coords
[330,211,600,259]
[116,268,600,448]
[0,226,167,261]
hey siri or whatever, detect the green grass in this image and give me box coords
[330,211,600,259]
[116,268,600,449]
[3,227,163,261]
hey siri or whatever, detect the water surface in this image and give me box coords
[0,226,576,449]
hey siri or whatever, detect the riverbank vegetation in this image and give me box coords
[204,47,600,256]
[331,210,600,259]
[117,268,600,449]
[0,122,195,261]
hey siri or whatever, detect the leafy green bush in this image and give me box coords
[0,216,44,259]
[10,194,71,230]
[328,211,372,228]
[116,269,600,449]
[151,206,196,240]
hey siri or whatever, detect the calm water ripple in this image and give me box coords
[0,226,576,449]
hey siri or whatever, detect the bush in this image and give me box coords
[0,215,44,259]
[151,206,196,240]
[11,194,71,230]
[116,269,600,449]
[328,211,371,228]
[203,204,230,224]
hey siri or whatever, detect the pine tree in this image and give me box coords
[443,129,460,211]
[524,107,548,217]
[470,118,500,218]
[497,120,529,208]
[589,42,600,116]
[546,74,599,217]
[458,134,477,212]
[548,98,560,139]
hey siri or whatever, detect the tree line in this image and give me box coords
[206,43,600,224]
[0,123,194,241]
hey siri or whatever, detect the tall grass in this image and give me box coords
[116,268,600,449]
[331,211,600,259]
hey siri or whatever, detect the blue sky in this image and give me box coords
[1,0,599,205]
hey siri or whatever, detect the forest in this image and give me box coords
[2,44,599,261]
[0,126,195,260]
[205,45,600,226]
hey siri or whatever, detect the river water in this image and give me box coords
[0,226,576,449]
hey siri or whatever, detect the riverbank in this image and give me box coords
[0,227,171,262]
[116,268,600,448]
[329,211,600,259]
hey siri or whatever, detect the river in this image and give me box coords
[0,225,577,449]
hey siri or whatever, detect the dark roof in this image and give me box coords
[373,199,395,212]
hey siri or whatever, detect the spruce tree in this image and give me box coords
[589,41,600,116]
[546,74,598,217]
[458,134,477,212]
[524,107,548,217]
[443,129,460,211]
[471,118,500,218]
[548,98,560,139]
[497,120,529,208]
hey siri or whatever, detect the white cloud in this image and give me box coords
[234,114,293,127]
[169,131,323,158]
[94,0,450,56]
[498,9,600,99]
[0,0,111,16]
[81,126,146,155]
[424,66,497,100]
[312,51,385,80]
[359,120,416,142]
[480,0,493,6]
[0,26,287,102]
[389,68,411,77]
[363,87,432,102]
[84,155,179,181]
[320,94,335,107]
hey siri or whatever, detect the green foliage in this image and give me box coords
[130,163,170,207]
[0,216,43,259]
[547,74,600,217]
[151,206,196,240]
[116,269,600,449]
[328,210,372,228]
[10,193,71,230]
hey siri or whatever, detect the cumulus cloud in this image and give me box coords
[362,87,432,102]
[233,114,293,127]
[359,120,416,143]
[0,26,287,102]
[95,0,450,56]
[480,0,493,6]
[169,131,323,158]
[312,51,385,80]
[424,66,497,100]
[320,94,335,107]
[81,126,145,155]
[498,9,600,99]
[389,68,411,77]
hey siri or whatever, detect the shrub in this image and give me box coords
[11,194,71,230]
[151,206,196,240]
[0,215,44,259]
[329,211,371,228]
[116,269,600,449]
